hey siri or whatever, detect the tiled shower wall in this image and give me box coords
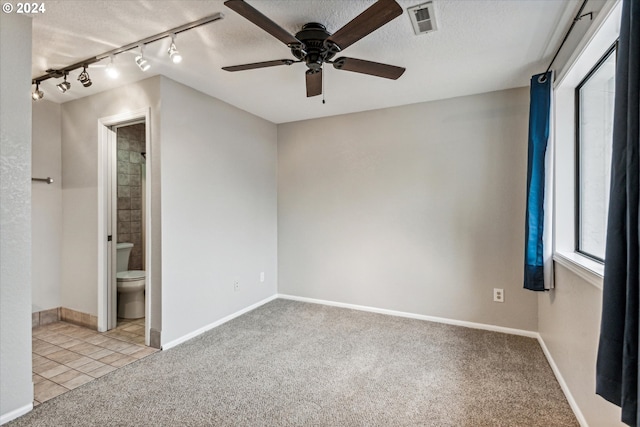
[117,123,145,270]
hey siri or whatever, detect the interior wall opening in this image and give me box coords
[112,122,148,346]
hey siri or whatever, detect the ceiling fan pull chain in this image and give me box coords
[322,67,326,104]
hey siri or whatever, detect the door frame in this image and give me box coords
[97,108,152,345]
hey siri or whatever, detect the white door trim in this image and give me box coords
[97,108,152,346]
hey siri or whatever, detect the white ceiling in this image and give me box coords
[30,0,576,124]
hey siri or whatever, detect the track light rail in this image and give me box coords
[32,12,224,84]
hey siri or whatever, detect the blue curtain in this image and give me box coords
[524,71,552,291]
[596,0,639,426]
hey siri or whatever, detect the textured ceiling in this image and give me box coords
[30,0,577,123]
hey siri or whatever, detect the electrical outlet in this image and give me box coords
[260,272,265,283]
[493,288,504,303]
[234,280,239,292]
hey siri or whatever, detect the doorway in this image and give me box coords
[97,109,153,346]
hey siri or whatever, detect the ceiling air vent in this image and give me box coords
[407,2,438,35]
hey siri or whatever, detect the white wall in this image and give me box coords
[0,12,34,422]
[539,267,624,426]
[61,77,162,334]
[159,78,278,345]
[32,101,62,312]
[278,88,538,331]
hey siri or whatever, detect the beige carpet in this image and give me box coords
[9,299,578,426]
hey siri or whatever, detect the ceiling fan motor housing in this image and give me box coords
[291,23,336,72]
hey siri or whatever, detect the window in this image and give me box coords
[553,0,621,286]
[575,43,616,262]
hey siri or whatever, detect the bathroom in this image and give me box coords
[115,123,147,337]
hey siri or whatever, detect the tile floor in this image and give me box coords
[32,318,157,406]
[106,317,146,346]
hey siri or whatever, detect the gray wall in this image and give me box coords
[0,12,34,421]
[539,266,625,426]
[159,78,278,345]
[59,76,278,346]
[278,88,538,331]
[32,101,62,312]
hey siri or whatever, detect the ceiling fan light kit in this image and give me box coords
[223,0,407,98]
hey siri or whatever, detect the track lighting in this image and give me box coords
[32,82,44,100]
[30,13,225,100]
[168,34,182,64]
[135,44,150,71]
[106,55,119,79]
[56,74,71,93]
[77,66,92,87]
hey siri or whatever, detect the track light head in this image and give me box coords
[32,82,44,100]
[106,55,119,79]
[56,74,71,93]
[168,34,182,64]
[135,44,150,71]
[77,66,92,87]
[168,43,182,63]
[135,55,150,71]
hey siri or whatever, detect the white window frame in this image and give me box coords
[575,43,616,263]
[553,0,622,289]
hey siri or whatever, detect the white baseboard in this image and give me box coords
[277,294,538,338]
[1,402,33,425]
[536,335,589,427]
[161,294,278,351]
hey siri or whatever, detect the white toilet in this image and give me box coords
[116,242,146,319]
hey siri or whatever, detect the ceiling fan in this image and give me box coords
[222,0,406,98]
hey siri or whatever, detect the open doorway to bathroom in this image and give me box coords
[113,122,147,344]
[97,108,154,348]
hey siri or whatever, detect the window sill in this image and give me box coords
[553,252,604,290]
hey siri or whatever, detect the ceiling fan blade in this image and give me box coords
[306,70,322,97]
[224,0,302,47]
[222,59,295,72]
[325,0,403,51]
[333,57,405,80]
